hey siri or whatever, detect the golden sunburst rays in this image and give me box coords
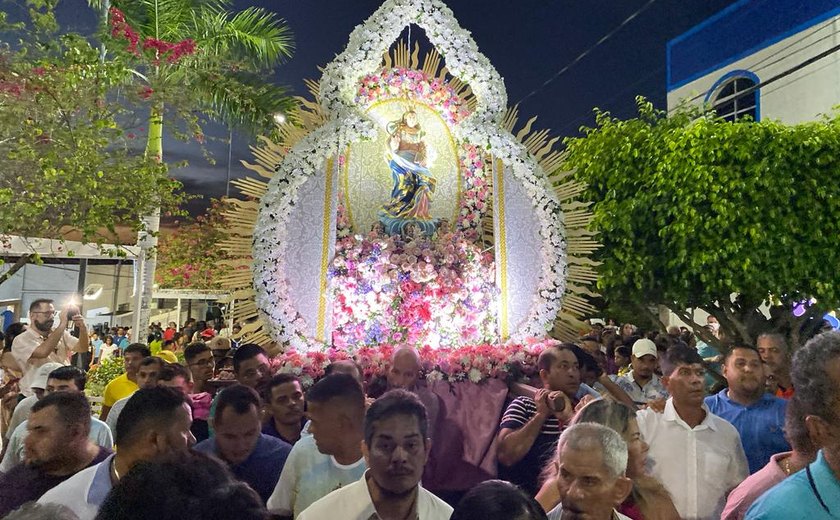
[216,43,599,350]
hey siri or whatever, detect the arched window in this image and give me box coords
[706,71,760,122]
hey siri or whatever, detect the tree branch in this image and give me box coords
[0,254,34,286]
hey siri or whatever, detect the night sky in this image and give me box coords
[20,0,738,217]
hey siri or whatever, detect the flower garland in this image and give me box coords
[329,228,499,350]
[274,337,557,388]
[252,0,568,349]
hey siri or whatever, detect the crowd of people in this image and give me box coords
[0,298,837,519]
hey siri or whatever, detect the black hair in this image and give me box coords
[159,363,191,384]
[615,346,631,358]
[95,451,267,520]
[307,373,365,409]
[232,344,266,374]
[31,391,91,434]
[48,366,87,391]
[364,389,428,446]
[139,357,164,369]
[125,343,152,358]
[791,330,840,424]
[162,339,176,349]
[659,344,704,376]
[3,322,26,352]
[29,299,53,312]
[723,345,761,364]
[569,345,601,375]
[115,387,188,447]
[451,480,547,520]
[214,384,261,426]
[537,343,578,372]
[183,342,211,363]
[264,373,301,401]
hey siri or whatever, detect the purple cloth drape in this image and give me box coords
[421,379,509,492]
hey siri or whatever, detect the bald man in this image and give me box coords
[387,348,439,441]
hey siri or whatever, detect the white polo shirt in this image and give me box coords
[297,472,453,520]
[38,454,114,520]
[637,398,749,520]
[12,327,77,397]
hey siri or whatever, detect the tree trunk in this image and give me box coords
[133,104,163,340]
[0,254,34,286]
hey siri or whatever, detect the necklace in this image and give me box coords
[110,458,121,482]
[782,456,792,476]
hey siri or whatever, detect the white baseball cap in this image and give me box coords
[30,362,66,391]
[631,339,658,359]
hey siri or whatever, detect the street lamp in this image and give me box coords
[273,112,286,125]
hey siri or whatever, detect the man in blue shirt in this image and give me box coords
[746,331,840,519]
[195,384,291,504]
[706,345,789,474]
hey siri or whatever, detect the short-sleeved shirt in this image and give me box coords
[705,390,789,474]
[498,395,562,495]
[0,445,110,517]
[102,373,138,408]
[105,395,133,434]
[267,434,367,517]
[5,395,37,442]
[615,371,669,405]
[194,433,291,504]
[12,327,77,397]
[0,417,114,473]
[746,450,840,519]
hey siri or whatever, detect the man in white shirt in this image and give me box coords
[298,389,452,520]
[267,374,368,519]
[0,366,113,472]
[636,345,749,520]
[38,386,196,520]
[12,299,88,398]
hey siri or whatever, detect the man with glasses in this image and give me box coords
[13,300,89,399]
[184,342,218,443]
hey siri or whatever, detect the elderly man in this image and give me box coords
[38,386,195,519]
[637,345,748,520]
[615,338,669,406]
[756,333,793,399]
[12,299,88,398]
[705,346,789,474]
[746,331,840,518]
[546,423,634,520]
[0,392,110,516]
[497,343,600,495]
[298,389,452,520]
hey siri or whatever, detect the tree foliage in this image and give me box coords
[566,97,840,348]
[0,2,185,283]
[155,199,231,289]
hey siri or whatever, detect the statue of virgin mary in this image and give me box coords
[377,109,439,236]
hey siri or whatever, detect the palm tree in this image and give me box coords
[88,0,295,335]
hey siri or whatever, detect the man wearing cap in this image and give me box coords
[615,338,669,407]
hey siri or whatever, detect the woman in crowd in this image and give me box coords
[98,335,118,362]
[0,323,24,437]
[536,399,680,520]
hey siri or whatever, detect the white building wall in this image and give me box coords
[668,16,840,124]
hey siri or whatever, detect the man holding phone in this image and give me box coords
[12,299,88,398]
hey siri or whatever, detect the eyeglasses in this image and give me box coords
[31,310,57,315]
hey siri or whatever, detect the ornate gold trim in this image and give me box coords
[494,158,509,340]
[315,157,336,342]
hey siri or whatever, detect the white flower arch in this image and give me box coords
[253,0,568,350]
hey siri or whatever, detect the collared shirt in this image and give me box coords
[547,504,632,520]
[194,433,291,504]
[746,450,840,519]
[102,373,138,408]
[705,390,789,474]
[636,398,749,520]
[722,452,789,520]
[0,416,113,472]
[0,446,110,518]
[615,371,668,405]
[297,471,453,520]
[37,454,115,520]
[5,395,37,443]
[267,434,367,518]
[12,327,77,397]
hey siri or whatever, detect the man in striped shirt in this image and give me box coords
[496,343,599,494]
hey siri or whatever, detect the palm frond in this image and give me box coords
[195,7,294,69]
